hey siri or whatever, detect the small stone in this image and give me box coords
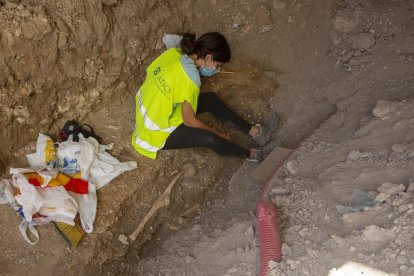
[391,144,408,153]
[101,0,119,6]
[332,9,362,33]
[395,239,403,245]
[190,224,202,232]
[286,259,297,269]
[254,6,273,33]
[400,265,408,271]
[372,100,398,120]
[406,183,414,193]
[282,243,293,256]
[306,248,315,257]
[5,2,18,9]
[270,188,290,196]
[226,268,237,274]
[352,33,376,50]
[299,227,309,237]
[347,150,370,160]
[236,247,244,253]
[397,255,407,264]
[353,51,363,57]
[398,205,409,213]
[20,9,31,17]
[118,234,129,245]
[268,260,279,270]
[342,212,363,223]
[334,61,342,69]
[286,160,299,175]
[348,56,369,66]
[362,225,396,242]
[341,52,354,63]
[377,183,406,194]
[349,246,356,252]
[375,193,391,202]
[185,255,195,263]
[272,0,286,10]
[400,250,407,256]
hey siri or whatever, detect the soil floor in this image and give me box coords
[1,0,414,275]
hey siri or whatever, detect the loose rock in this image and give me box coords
[286,160,299,175]
[332,8,362,33]
[352,33,376,50]
[254,7,273,33]
[272,0,286,10]
[270,187,290,196]
[377,183,406,194]
[362,225,396,242]
[372,100,398,120]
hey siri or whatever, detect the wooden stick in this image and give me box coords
[128,164,191,242]
[218,71,236,74]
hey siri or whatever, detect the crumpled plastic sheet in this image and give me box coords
[335,189,375,214]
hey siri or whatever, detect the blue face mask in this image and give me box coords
[199,65,218,77]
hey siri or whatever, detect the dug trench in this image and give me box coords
[76,58,281,275]
[0,1,284,270]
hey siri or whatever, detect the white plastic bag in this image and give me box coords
[26,134,57,168]
[10,166,57,188]
[70,182,97,233]
[56,134,96,179]
[0,179,14,205]
[0,179,42,245]
[37,186,78,225]
[19,215,51,245]
[12,174,44,221]
[19,220,40,245]
[89,143,137,189]
[162,33,183,49]
[12,173,78,225]
[57,134,137,189]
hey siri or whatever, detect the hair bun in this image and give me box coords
[180,32,196,55]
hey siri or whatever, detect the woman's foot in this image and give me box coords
[246,148,262,163]
[252,113,281,146]
[246,140,282,162]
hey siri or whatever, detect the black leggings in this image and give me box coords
[163,92,252,157]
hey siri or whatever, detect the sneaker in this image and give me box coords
[260,139,282,155]
[246,140,282,163]
[253,113,281,146]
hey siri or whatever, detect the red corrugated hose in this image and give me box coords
[257,201,282,275]
[256,146,294,275]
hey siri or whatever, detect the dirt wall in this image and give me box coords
[0,0,190,174]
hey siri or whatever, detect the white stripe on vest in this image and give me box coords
[137,90,177,133]
[134,133,165,152]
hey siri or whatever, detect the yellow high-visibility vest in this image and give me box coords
[132,48,200,159]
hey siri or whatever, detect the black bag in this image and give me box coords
[59,120,102,143]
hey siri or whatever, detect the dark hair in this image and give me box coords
[180,32,231,63]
